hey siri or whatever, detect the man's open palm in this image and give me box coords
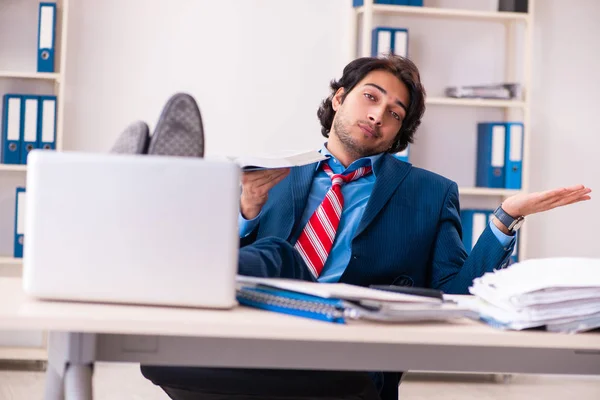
[502,184,592,217]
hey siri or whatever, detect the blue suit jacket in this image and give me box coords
[238,153,515,400]
[241,153,514,295]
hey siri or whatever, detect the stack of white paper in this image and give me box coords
[236,275,442,304]
[462,257,600,333]
[236,276,476,323]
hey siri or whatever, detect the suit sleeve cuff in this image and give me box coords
[489,220,516,249]
[239,211,261,237]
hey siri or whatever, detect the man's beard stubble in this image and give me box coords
[332,110,391,158]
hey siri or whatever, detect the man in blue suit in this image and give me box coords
[233,54,590,398]
[236,55,589,292]
[144,55,591,400]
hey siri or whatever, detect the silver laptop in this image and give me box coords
[22,150,240,309]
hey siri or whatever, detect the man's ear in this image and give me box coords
[332,87,345,112]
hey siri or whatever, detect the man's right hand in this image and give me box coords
[240,168,291,220]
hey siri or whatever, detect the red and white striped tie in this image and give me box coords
[294,163,373,278]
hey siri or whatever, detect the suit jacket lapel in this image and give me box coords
[288,164,317,239]
[354,155,412,238]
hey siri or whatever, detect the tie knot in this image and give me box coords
[322,163,373,187]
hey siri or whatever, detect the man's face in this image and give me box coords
[331,70,410,158]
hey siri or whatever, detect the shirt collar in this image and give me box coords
[316,142,384,177]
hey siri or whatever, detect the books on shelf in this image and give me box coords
[394,145,409,162]
[371,26,409,58]
[353,0,423,7]
[1,94,57,165]
[498,0,528,13]
[476,122,524,190]
[460,208,520,262]
[13,187,26,259]
[1,4,61,165]
[37,2,57,73]
[460,209,493,252]
[445,83,522,100]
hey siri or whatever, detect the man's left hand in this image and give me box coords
[502,184,592,218]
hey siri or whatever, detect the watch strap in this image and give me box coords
[494,205,523,232]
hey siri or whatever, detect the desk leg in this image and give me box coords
[44,361,65,400]
[64,364,93,400]
[44,332,97,400]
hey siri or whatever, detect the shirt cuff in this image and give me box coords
[489,220,516,249]
[238,211,261,237]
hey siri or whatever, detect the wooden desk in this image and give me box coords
[1,277,599,400]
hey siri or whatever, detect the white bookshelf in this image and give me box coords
[0,0,70,362]
[350,1,535,384]
[458,187,522,197]
[0,164,28,172]
[354,4,530,22]
[0,346,47,361]
[0,262,22,280]
[0,256,23,266]
[426,97,526,109]
[350,0,534,261]
[0,71,60,81]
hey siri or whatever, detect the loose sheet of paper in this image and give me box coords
[231,150,329,171]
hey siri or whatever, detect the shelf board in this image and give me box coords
[0,164,27,172]
[0,257,22,279]
[0,71,60,81]
[459,187,522,196]
[0,257,23,266]
[0,347,47,361]
[426,97,526,108]
[356,5,530,22]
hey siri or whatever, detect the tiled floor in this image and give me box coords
[0,362,599,400]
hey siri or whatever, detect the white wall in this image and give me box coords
[62,0,354,157]
[527,0,600,258]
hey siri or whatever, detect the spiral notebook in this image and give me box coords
[236,281,476,324]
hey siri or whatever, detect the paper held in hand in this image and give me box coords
[230,150,329,171]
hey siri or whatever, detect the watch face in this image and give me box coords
[511,218,525,231]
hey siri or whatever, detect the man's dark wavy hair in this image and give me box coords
[317,55,426,154]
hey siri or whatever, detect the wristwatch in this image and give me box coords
[493,204,525,232]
